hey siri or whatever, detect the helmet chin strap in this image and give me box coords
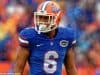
[39,24,47,31]
[37,23,57,34]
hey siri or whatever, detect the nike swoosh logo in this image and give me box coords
[36,44,43,47]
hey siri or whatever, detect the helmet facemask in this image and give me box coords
[34,12,58,33]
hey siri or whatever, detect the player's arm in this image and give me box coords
[14,46,29,75]
[64,45,77,75]
[14,28,30,75]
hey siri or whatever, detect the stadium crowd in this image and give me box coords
[0,0,99,75]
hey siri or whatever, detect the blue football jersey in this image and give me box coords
[19,27,76,75]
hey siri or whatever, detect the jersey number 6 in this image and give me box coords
[43,51,59,74]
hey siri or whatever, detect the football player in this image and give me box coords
[14,1,77,75]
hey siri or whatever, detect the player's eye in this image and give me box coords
[38,16,49,22]
[39,16,49,20]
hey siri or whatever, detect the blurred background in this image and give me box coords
[0,0,99,75]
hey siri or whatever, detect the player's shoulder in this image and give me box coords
[59,27,75,37]
[19,27,37,39]
[59,27,76,45]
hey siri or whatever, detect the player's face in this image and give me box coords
[39,16,49,27]
[35,14,56,33]
[36,15,55,26]
[39,16,49,22]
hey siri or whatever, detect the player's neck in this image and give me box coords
[44,29,58,39]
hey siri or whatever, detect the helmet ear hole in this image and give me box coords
[56,17,61,25]
[56,11,63,25]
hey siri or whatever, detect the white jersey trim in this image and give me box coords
[19,37,29,44]
[72,40,76,44]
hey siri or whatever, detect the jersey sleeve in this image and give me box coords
[18,29,30,48]
[67,28,77,48]
[70,40,76,47]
